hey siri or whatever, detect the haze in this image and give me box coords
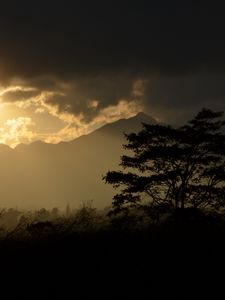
[0,2,224,208]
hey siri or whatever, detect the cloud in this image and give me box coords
[40,98,142,144]
[0,76,142,121]
[0,2,225,82]
[0,1,224,131]
[0,117,36,148]
[143,72,225,124]
[0,86,40,103]
[41,75,142,121]
[0,83,142,147]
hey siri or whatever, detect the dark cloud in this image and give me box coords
[0,1,225,121]
[0,1,225,80]
[0,89,40,102]
[144,73,225,123]
[45,75,136,122]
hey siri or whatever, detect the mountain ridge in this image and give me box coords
[14,111,155,150]
[0,112,157,209]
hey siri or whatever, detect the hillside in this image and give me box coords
[0,112,157,209]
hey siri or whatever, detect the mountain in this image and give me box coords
[0,112,157,209]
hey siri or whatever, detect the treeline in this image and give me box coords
[0,203,225,244]
[0,203,109,240]
[0,203,225,299]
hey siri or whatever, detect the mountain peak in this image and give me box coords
[135,111,147,117]
[132,111,156,122]
[93,111,157,138]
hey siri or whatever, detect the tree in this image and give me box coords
[104,109,225,219]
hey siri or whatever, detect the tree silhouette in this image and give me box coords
[104,109,225,218]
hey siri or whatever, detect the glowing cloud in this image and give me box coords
[0,81,143,147]
[0,117,36,148]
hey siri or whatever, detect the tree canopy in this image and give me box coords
[104,109,225,219]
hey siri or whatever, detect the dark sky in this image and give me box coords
[0,1,225,124]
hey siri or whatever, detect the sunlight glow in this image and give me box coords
[0,84,143,148]
[0,117,35,148]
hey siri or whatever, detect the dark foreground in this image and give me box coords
[0,217,225,300]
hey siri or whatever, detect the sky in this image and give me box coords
[0,1,225,147]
